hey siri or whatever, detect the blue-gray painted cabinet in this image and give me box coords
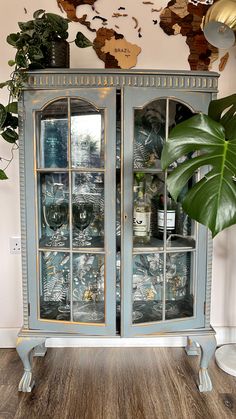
[17,69,219,392]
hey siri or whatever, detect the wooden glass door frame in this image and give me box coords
[24,87,117,335]
[121,87,209,337]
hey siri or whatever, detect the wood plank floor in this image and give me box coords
[0,347,236,419]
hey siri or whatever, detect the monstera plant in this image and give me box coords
[161,94,236,238]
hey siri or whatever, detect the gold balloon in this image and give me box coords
[204,0,236,30]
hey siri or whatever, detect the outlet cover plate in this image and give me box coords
[10,237,21,254]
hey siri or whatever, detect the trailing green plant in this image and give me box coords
[0,9,92,179]
[161,94,236,238]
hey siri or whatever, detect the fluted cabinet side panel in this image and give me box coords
[18,97,29,329]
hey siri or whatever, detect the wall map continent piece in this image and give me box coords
[57,0,225,72]
[57,0,98,22]
[159,0,219,70]
[101,37,141,69]
[94,28,141,69]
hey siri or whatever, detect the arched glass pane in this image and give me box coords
[134,99,166,169]
[38,99,68,168]
[70,98,104,168]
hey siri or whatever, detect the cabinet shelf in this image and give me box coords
[133,236,195,252]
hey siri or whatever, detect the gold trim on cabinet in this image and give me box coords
[37,318,106,326]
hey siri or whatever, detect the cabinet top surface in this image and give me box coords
[24,69,219,92]
[26,68,219,77]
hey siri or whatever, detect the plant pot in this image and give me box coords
[44,40,70,68]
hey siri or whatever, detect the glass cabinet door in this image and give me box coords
[122,87,208,336]
[25,88,116,335]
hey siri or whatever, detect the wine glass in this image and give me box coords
[72,203,94,246]
[44,202,68,247]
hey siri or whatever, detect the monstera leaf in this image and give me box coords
[161,112,236,237]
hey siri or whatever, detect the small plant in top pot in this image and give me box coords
[0,9,93,179]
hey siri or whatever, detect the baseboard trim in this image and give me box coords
[1,326,236,348]
[0,328,20,348]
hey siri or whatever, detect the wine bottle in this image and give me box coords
[157,194,176,240]
[133,184,151,245]
[44,120,59,168]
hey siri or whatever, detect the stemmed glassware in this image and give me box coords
[72,202,94,246]
[44,202,68,247]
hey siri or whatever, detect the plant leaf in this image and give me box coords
[0,169,8,180]
[5,102,18,114]
[208,94,236,122]
[2,112,18,129]
[6,33,20,46]
[1,128,18,143]
[33,9,45,19]
[18,20,35,31]
[75,32,93,48]
[0,81,9,88]
[46,13,69,34]
[161,113,236,237]
[208,94,236,140]
[0,104,7,128]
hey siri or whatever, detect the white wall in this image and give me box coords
[0,0,236,346]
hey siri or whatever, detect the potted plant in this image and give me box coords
[161,94,236,238]
[161,94,236,377]
[0,9,92,179]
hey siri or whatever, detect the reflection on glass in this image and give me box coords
[40,173,69,248]
[132,252,193,323]
[72,173,104,247]
[40,252,70,321]
[71,98,104,168]
[134,99,166,169]
[132,254,164,324]
[38,99,68,168]
[72,253,105,323]
[168,100,194,168]
[165,252,193,320]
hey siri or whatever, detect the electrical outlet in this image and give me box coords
[10,237,21,254]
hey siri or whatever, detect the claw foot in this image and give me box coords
[199,368,212,392]
[18,370,35,393]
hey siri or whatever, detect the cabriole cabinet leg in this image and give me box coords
[185,337,200,356]
[191,335,217,392]
[16,337,46,392]
[33,342,47,357]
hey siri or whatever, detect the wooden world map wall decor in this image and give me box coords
[57,0,229,71]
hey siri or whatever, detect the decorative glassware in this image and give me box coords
[58,267,71,314]
[44,202,68,247]
[86,280,104,321]
[72,203,94,246]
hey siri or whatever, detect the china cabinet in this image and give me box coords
[17,69,219,392]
